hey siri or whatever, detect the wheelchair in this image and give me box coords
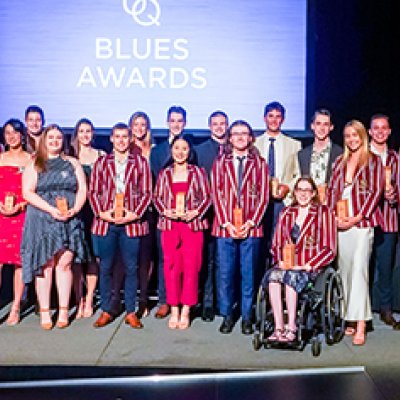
[252,265,345,357]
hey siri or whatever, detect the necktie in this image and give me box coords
[237,156,245,207]
[219,144,224,157]
[268,138,276,177]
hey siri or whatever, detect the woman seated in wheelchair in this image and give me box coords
[267,176,337,342]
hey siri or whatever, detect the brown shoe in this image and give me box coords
[154,304,170,319]
[125,312,143,329]
[380,311,396,326]
[93,312,113,328]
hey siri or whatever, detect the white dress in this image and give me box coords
[337,185,373,321]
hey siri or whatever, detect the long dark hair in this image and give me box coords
[164,135,196,167]
[70,118,95,158]
[2,118,26,150]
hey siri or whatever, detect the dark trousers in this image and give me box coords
[216,236,261,320]
[370,228,398,311]
[138,209,156,305]
[97,224,140,314]
[200,230,217,310]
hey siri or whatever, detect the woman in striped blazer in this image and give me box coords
[153,136,211,330]
[327,120,384,346]
[268,176,337,342]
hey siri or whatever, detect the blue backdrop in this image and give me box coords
[0,0,306,130]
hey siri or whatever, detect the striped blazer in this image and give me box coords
[153,164,211,231]
[271,204,337,271]
[378,150,399,232]
[211,151,269,238]
[89,152,152,237]
[326,153,384,228]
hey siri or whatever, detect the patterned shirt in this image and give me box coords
[310,141,331,185]
[115,156,128,193]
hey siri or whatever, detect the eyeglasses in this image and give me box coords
[230,132,250,137]
[295,187,314,193]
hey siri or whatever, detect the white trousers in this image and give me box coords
[338,226,374,321]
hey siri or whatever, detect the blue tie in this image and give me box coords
[237,156,245,207]
[268,138,275,177]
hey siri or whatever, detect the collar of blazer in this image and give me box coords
[163,164,196,196]
[286,203,319,244]
[223,152,256,196]
[335,153,377,185]
[104,152,138,186]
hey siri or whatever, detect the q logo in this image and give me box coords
[122,0,161,27]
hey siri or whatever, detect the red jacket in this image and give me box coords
[327,153,384,228]
[153,164,211,231]
[211,151,269,238]
[89,152,152,237]
[379,150,399,232]
[271,204,337,271]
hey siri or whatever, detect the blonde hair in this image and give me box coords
[342,120,370,166]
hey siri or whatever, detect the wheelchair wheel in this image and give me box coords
[252,335,262,351]
[253,284,268,349]
[296,300,308,350]
[323,270,345,345]
[311,338,321,357]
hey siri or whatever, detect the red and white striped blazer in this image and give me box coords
[153,164,211,231]
[326,153,384,228]
[271,204,337,271]
[89,152,152,237]
[379,150,399,232]
[211,151,269,238]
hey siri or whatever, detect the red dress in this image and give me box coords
[0,166,25,265]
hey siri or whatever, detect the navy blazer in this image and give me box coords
[297,142,342,183]
[150,133,197,180]
[194,138,220,176]
[150,140,170,180]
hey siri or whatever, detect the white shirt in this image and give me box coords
[370,143,388,166]
[233,151,247,181]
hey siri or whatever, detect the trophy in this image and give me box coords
[385,166,392,191]
[317,184,327,203]
[233,207,243,233]
[4,192,16,212]
[270,177,279,197]
[175,192,186,217]
[114,192,125,219]
[282,242,295,270]
[56,196,68,216]
[336,199,349,219]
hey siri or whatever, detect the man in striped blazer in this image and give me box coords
[89,122,152,329]
[211,120,269,335]
[368,114,400,328]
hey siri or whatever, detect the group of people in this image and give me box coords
[0,102,398,348]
